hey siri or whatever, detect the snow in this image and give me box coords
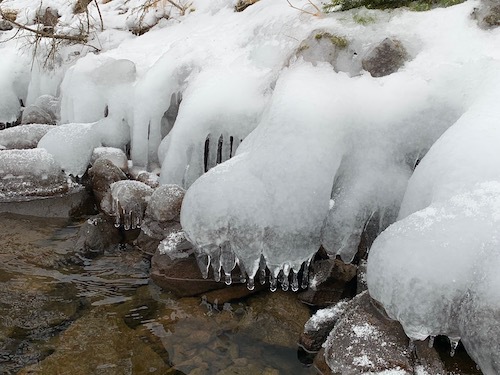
[1,0,500,370]
[0,124,55,149]
[304,300,348,332]
[91,147,128,172]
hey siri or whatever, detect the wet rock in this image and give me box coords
[73,214,122,260]
[18,306,169,375]
[362,38,409,77]
[101,180,154,230]
[298,258,357,308]
[299,300,349,353]
[0,20,13,31]
[91,147,128,173]
[323,291,412,374]
[472,0,500,29]
[21,105,55,125]
[151,251,226,297]
[88,158,127,204]
[295,30,361,75]
[142,184,185,239]
[136,170,160,188]
[356,259,368,294]
[239,291,311,349]
[414,339,447,374]
[0,124,55,149]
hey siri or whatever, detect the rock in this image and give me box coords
[88,158,127,204]
[151,251,226,297]
[18,306,169,375]
[21,105,55,125]
[472,0,500,29]
[414,339,447,374]
[100,180,154,230]
[357,259,368,294]
[298,258,357,307]
[0,124,55,149]
[295,30,361,76]
[239,291,311,349]
[73,214,122,260]
[36,7,59,27]
[34,94,59,120]
[300,300,349,353]
[142,184,185,239]
[136,170,160,188]
[0,19,13,31]
[235,0,260,12]
[362,38,409,77]
[323,291,413,374]
[91,146,129,173]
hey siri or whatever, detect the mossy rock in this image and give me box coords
[323,0,465,12]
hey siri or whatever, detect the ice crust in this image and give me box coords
[0,124,55,149]
[0,149,69,200]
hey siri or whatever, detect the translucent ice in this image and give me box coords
[101,180,154,230]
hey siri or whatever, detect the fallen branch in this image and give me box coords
[286,0,323,16]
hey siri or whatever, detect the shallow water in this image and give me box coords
[0,213,316,375]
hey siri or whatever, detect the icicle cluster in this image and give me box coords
[192,244,312,292]
[105,180,154,230]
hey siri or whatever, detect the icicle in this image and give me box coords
[270,273,277,292]
[124,211,132,230]
[449,338,460,357]
[428,336,435,348]
[301,260,311,289]
[225,273,232,285]
[247,276,255,291]
[259,256,267,285]
[281,263,290,291]
[221,242,236,273]
[195,252,210,279]
[114,211,121,228]
[291,270,299,292]
[211,250,222,283]
[237,260,247,284]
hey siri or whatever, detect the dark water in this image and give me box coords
[0,213,316,375]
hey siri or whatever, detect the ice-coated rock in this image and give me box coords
[0,124,55,149]
[367,182,500,373]
[38,123,101,177]
[88,158,128,203]
[362,38,409,78]
[101,180,153,230]
[91,147,128,173]
[21,105,55,125]
[34,94,59,121]
[141,184,185,239]
[0,149,69,200]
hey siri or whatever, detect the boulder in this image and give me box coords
[141,184,185,239]
[91,147,128,173]
[298,258,357,307]
[0,20,13,31]
[362,38,409,77]
[88,158,127,204]
[235,0,260,12]
[73,214,122,260]
[21,105,55,125]
[0,124,55,149]
[472,0,500,29]
[323,292,413,374]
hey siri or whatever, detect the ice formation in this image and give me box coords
[0,124,55,150]
[0,149,70,200]
[101,180,154,230]
[38,123,101,176]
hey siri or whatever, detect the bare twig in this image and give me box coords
[0,13,88,42]
[286,0,323,16]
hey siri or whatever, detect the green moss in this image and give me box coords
[314,32,349,48]
[323,0,465,12]
[353,13,376,24]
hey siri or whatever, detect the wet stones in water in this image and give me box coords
[88,158,127,204]
[362,38,409,77]
[73,214,123,262]
[472,0,500,29]
[298,258,357,308]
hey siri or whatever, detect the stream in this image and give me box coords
[0,213,316,375]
